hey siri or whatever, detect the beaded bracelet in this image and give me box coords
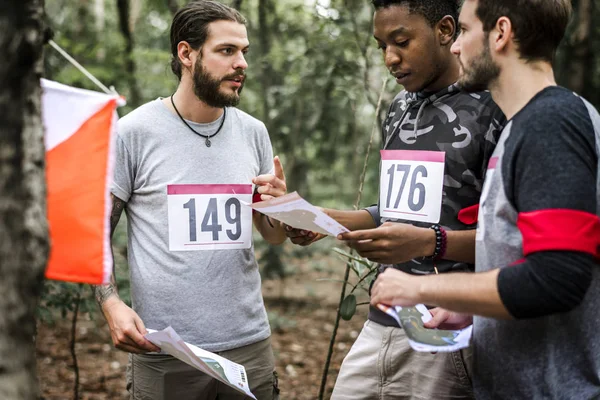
[426,224,447,260]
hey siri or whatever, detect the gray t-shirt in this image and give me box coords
[112,99,273,352]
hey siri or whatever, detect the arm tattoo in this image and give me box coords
[94,279,118,307]
[93,194,126,308]
[110,194,126,236]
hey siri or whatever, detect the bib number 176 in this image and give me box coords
[380,150,445,223]
[385,164,427,212]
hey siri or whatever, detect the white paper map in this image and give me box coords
[377,304,472,352]
[250,192,349,236]
[145,327,256,399]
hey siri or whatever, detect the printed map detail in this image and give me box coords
[145,327,256,399]
[378,304,472,352]
[250,192,349,236]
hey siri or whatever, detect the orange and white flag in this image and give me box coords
[42,79,124,284]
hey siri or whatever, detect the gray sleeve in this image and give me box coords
[364,205,381,226]
[111,134,134,202]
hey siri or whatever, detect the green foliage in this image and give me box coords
[37,282,95,324]
[339,293,356,321]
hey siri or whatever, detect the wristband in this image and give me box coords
[425,224,447,260]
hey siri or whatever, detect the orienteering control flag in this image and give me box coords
[42,79,124,284]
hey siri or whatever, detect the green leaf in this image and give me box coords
[340,294,357,321]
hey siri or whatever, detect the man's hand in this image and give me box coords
[370,268,422,307]
[424,308,472,330]
[338,222,435,264]
[284,225,326,246]
[102,297,160,354]
[253,156,287,201]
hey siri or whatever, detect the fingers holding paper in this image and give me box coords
[103,299,160,354]
[423,308,472,330]
[253,155,287,201]
[284,225,326,246]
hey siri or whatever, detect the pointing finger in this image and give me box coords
[274,155,286,182]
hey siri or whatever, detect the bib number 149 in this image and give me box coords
[183,197,242,242]
[167,184,252,251]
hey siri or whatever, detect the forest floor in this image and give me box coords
[37,246,371,400]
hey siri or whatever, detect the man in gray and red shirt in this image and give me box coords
[369,0,600,398]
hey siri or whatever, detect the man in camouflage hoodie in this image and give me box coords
[371,0,600,398]
[286,0,504,398]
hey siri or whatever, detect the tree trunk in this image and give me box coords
[258,0,272,125]
[117,0,141,107]
[166,0,179,15]
[0,1,50,399]
[232,0,243,10]
[566,0,593,94]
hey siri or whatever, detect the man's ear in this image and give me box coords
[438,15,456,46]
[177,41,195,69]
[492,16,512,53]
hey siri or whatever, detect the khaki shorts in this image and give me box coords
[331,320,474,400]
[126,337,279,400]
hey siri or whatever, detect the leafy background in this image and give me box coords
[37,0,600,398]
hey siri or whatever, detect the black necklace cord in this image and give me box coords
[170,94,226,147]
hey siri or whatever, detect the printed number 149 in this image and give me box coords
[183,198,241,242]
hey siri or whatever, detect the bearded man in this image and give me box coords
[92,2,286,399]
[371,0,600,398]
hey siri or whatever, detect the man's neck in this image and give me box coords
[422,55,460,94]
[490,60,556,120]
[165,83,224,124]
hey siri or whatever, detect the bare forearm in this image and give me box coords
[94,243,121,309]
[94,193,124,309]
[325,209,376,231]
[417,269,511,319]
[253,213,286,245]
[442,229,476,264]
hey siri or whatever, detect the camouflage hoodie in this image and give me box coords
[367,83,505,326]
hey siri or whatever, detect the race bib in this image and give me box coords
[379,150,445,223]
[167,184,253,251]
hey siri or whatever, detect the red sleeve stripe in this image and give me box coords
[458,204,479,225]
[517,209,600,257]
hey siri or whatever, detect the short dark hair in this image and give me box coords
[170,0,246,80]
[371,0,459,29]
[475,0,572,63]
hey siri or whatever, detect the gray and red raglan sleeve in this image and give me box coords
[497,93,600,319]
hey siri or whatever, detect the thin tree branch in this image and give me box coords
[318,78,389,399]
[70,286,82,400]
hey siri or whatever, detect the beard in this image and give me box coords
[192,59,245,108]
[458,39,500,93]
